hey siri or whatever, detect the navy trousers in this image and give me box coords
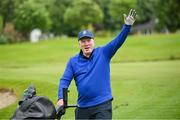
[75,100,112,120]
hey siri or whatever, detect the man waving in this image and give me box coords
[57,9,136,119]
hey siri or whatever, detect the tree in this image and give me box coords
[136,0,180,32]
[136,0,157,23]
[108,0,136,29]
[63,0,103,36]
[94,0,112,30]
[49,0,71,35]
[0,0,23,27]
[154,0,180,32]
[13,0,52,38]
[0,16,3,32]
[0,0,14,27]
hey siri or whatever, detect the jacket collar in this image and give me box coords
[79,49,94,59]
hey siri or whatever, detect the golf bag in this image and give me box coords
[11,85,56,119]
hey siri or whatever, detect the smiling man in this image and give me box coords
[78,30,95,58]
[57,9,136,119]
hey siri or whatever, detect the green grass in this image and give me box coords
[111,61,180,119]
[0,33,180,119]
[0,33,180,65]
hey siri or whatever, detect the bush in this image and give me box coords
[3,23,24,43]
[0,34,10,44]
[13,0,52,38]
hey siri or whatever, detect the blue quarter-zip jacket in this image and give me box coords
[58,25,131,107]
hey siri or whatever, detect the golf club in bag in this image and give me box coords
[11,85,77,120]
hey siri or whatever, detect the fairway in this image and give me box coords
[0,33,180,119]
[111,61,180,119]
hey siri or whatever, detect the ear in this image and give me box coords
[78,41,82,49]
[91,39,95,47]
[78,40,81,45]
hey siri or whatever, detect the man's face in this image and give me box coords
[79,38,94,57]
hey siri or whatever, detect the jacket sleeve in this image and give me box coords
[58,59,73,99]
[102,24,131,59]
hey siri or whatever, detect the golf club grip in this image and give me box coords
[63,88,68,107]
[67,105,78,108]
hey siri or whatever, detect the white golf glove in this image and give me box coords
[123,9,136,25]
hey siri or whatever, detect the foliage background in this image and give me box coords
[0,0,179,42]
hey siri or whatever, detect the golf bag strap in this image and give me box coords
[19,96,40,111]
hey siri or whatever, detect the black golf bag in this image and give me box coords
[11,85,77,120]
[11,85,56,119]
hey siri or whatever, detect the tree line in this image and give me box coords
[0,0,179,43]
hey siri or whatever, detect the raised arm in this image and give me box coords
[102,9,136,59]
